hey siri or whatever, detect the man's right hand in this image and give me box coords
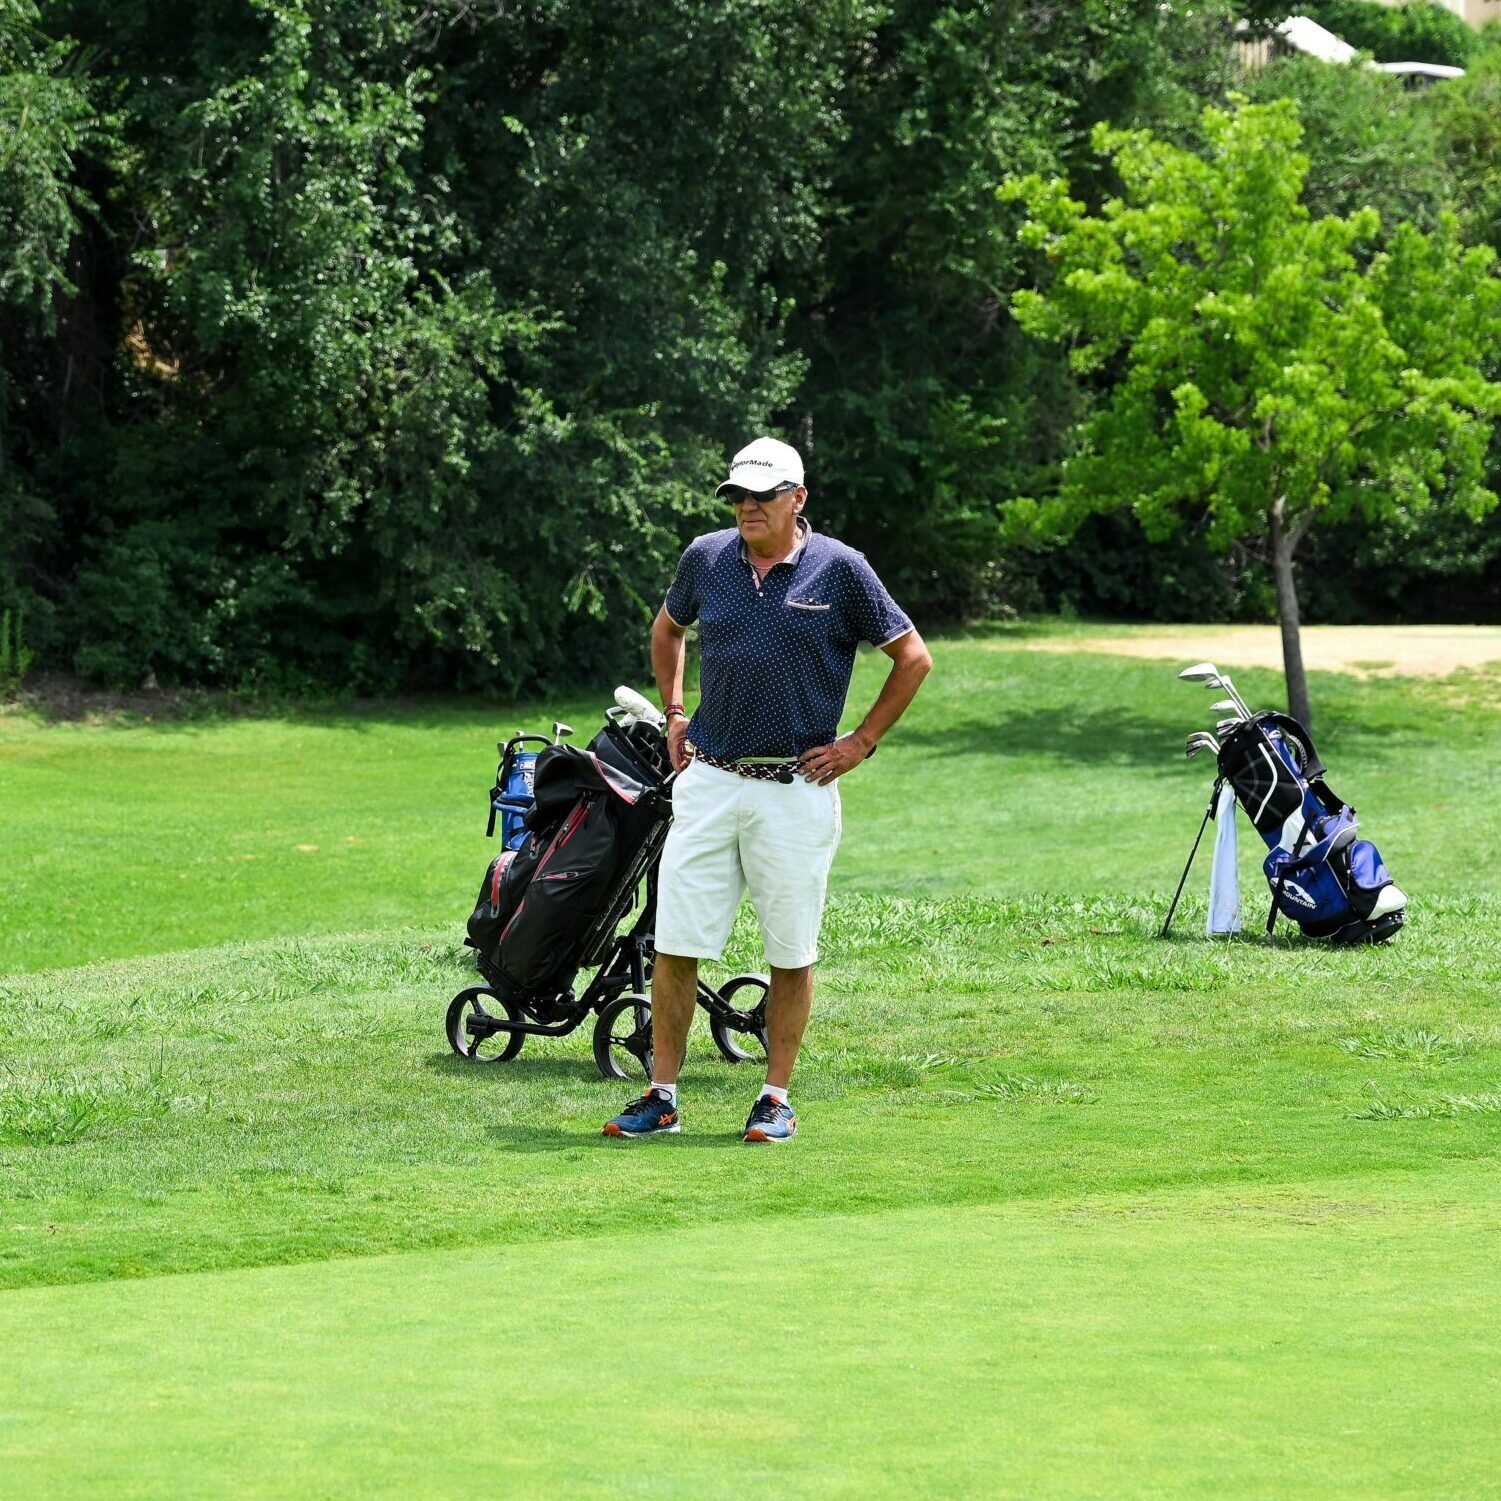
[667,718,691,772]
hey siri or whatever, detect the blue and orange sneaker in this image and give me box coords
[602,1088,680,1138]
[743,1094,796,1143]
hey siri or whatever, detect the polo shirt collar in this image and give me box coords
[738,516,811,570]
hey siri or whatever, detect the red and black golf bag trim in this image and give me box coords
[465,837,545,964]
[1215,713,1401,944]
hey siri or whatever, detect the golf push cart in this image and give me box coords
[445,687,772,1080]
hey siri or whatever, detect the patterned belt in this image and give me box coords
[691,748,802,784]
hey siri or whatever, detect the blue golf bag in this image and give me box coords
[1216,713,1405,944]
[487,734,549,850]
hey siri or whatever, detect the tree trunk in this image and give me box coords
[1269,496,1313,730]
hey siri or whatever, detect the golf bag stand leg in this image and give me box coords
[1162,777,1225,938]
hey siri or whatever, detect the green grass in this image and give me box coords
[6,1172,1501,1500]
[3,633,1498,974]
[3,630,1500,1496]
[4,896,1500,1289]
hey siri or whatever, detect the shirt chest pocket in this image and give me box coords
[785,598,835,640]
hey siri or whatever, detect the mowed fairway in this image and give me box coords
[3,629,1500,1497]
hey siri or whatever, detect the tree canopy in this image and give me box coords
[3,3,1501,695]
[1002,96,1501,724]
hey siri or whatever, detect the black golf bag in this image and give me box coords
[465,719,672,998]
[448,696,773,1078]
[1216,712,1404,943]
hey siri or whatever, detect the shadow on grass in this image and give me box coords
[487,1123,745,1151]
[896,706,1207,767]
[894,701,1431,772]
[421,1053,605,1083]
[10,672,612,737]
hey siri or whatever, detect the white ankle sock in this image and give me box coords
[650,1081,678,1105]
[760,1083,789,1105]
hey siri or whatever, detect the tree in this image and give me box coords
[783,0,1241,619]
[1246,55,1451,231]
[1001,97,1501,728]
[0,0,92,623]
[1427,44,1501,256]
[23,0,858,691]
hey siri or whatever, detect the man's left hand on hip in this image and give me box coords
[798,732,872,786]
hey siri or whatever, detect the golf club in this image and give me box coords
[1179,662,1255,720]
[1217,685,1253,721]
[1178,662,1221,685]
[552,720,574,745]
[1206,674,1254,721]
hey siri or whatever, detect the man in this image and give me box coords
[604,436,932,1143]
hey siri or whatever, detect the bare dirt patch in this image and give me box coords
[1007,625,1501,679]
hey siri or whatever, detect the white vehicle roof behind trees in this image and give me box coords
[1234,14,1466,79]
[1275,15,1359,64]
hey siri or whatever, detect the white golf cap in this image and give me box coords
[714,436,804,497]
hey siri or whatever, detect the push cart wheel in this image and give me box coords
[446,987,525,1063]
[709,973,770,1065]
[593,993,653,1081]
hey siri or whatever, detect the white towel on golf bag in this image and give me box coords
[1207,783,1240,935]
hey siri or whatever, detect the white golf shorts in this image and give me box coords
[655,758,842,969]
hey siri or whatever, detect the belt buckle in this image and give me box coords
[737,755,798,786]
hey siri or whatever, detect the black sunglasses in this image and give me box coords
[724,482,798,505]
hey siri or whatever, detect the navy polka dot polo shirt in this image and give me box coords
[664,520,914,761]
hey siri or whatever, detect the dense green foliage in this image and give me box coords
[3,2,1501,692]
[0,0,91,616]
[775,1,1238,618]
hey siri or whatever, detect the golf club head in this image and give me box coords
[1178,662,1222,684]
[613,685,665,729]
[552,721,574,744]
[1216,718,1241,734]
[1213,676,1254,719]
[1210,700,1237,713]
[1185,733,1220,760]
